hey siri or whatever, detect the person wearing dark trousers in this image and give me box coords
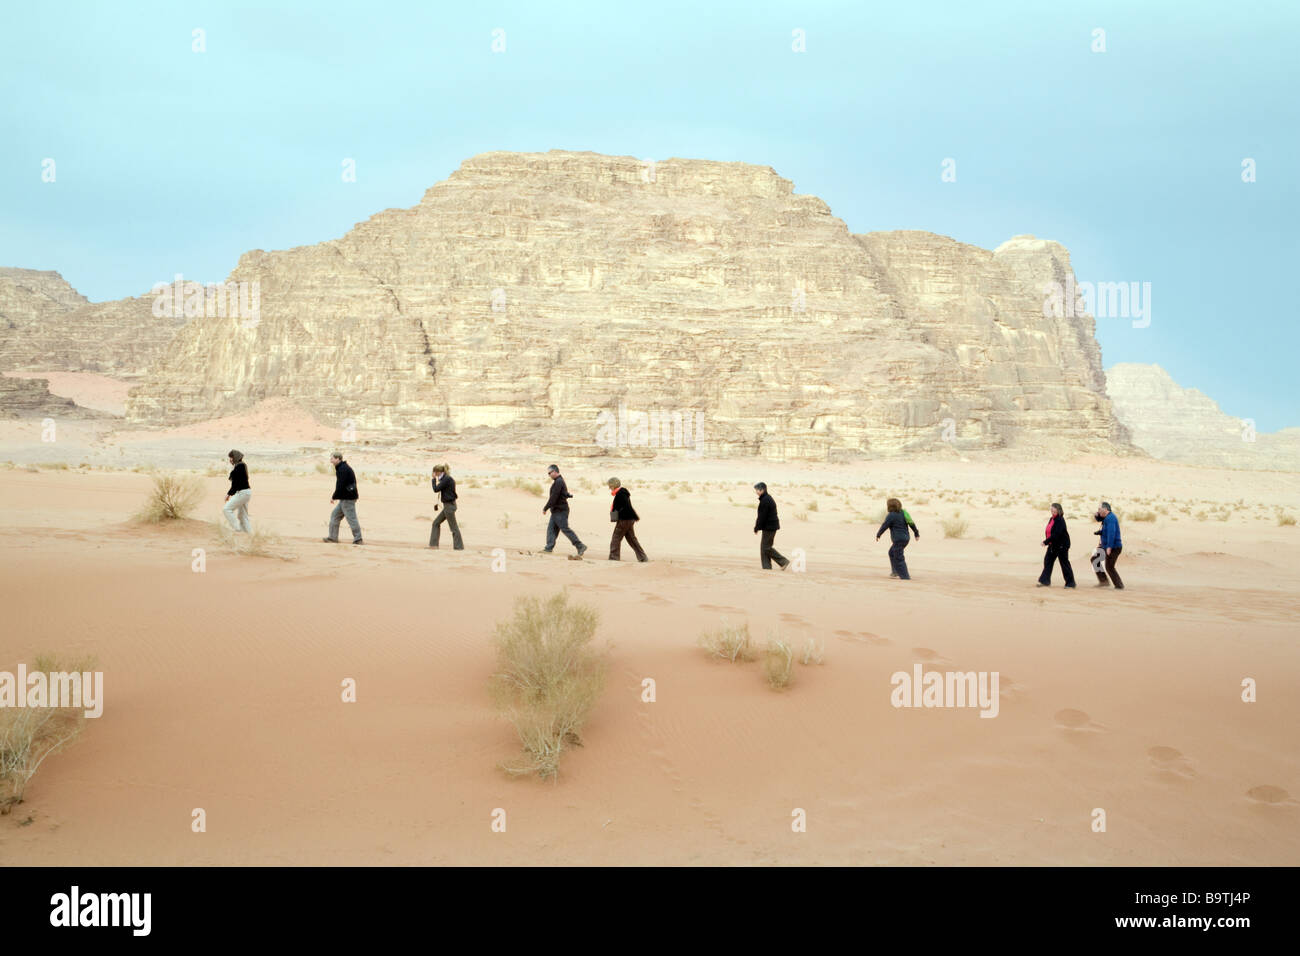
[1089,509,1108,583]
[429,463,463,549]
[607,477,647,562]
[323,452,363,544]
[1097,501,1124,589]
[875,497,919,579]
[542,464,587,557]
[753,482,789,570]
[222,449,252,533]
[1037,502,1076,587]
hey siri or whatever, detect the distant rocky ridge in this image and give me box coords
[113,150,1133,460]
[1107,363,1300,471]
[0,268,188,381]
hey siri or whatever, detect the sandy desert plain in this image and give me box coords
[0,377,1295,867]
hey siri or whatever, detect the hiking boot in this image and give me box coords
[353,539,364,545]
[577,545,588,558]
[322,538,338,543]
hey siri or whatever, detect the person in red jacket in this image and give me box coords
[1037,503,1076,588]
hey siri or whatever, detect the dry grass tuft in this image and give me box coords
[136,474,204,522]
[1129,510,1157,522]
[1,653,95,813]
[800,638,825,666]
[1278,512,1296,527]
[489,592,607,780]
[214,521,296,560]
[699,622,756,662]
[941,516,969,539]
[763,639,795,689]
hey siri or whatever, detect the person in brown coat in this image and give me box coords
[607,477,648,562]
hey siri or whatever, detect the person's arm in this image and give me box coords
[876,515,890,540]
[904,510,919,539]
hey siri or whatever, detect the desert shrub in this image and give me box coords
[1278,512,1296,527]
[1129,510,1157,522]
[36,462,69,470]
[763,639,795,689]
[795,511,808,522]
[314,461,331,474]
[699,622,755,663]
[496,477,544,497]
[137,474,203,522]
[941,516,969,539]
[0,653,94,813]
[215,521,295,560]
[807,500,819,512]
[489,592,606,780]
[500,512,511,530]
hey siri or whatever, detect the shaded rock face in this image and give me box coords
[1107,363,1300,471]
[116,149,1127,458]
[0,374,79,419]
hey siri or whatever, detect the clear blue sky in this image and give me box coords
[3,0,1296,429]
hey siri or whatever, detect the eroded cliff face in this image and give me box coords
[0,268,187,379]
[113,150,1129,458]
[1107,363,1300,470]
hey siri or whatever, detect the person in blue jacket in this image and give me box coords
[1096,501,1124,589]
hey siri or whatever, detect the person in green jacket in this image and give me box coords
[875,497,920,579]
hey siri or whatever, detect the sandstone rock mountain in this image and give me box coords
[0,277,189,383]
[117,151,1131,459]
[1107,363,1300,471]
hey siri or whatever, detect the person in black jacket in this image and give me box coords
[1037,502,1076,588]
[222,449,252,533]
[753,482,789,570]
[875,497,918,580]
[323,452,363,544]
[428,463,463,550]
[607,477,647,562]
[542,464,586,557]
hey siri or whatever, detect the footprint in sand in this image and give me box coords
[911,647,951,664]
[860,631,892,645]
[778,612,808,625]
[642,593,671,606]
[699,603,745,614]
[1246,785,1293,806]
[1147,746,1196,779]
[1054,708,1104,732]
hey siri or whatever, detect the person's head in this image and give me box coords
[887,497,902,513]
[1051,503,1062,517]
[228,449,243,464]
[433,463,447,476]
[1099,501,1112,516]
[331,453,343,465]
[753,481,767,497]
[607,477,621,490]
[547,464,559,478]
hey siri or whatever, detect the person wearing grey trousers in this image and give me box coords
[323,452,363,544]
[429,463,463,549]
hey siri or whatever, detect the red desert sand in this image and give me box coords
[1,441,1296,865]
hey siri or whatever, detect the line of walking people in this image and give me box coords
[220,450,1125,587]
